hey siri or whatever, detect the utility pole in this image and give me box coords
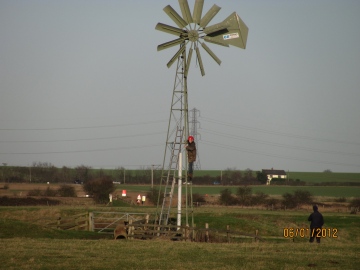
[151,164,161,188]
[123,168,125,184]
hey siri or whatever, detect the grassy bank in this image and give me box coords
[1,205,359,269]
[1,238,359,270]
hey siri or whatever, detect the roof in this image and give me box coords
[262,169,287,175]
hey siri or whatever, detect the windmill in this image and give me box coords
[155,0,248,231]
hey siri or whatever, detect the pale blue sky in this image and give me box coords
[1,0,359,172]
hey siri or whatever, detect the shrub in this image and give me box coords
[334,197,346,203]
[265,198,280,209]
[252,192,269,205]
[282,193,297,208]
[57,185,76,197]
[349,198,360,208]
[43,187,57,197]
[282,190,313,209]
[27,189,42,196]
[192,193,206,203]
[83,177,115,203]
[219,189,237,206]
[236,186,252,206]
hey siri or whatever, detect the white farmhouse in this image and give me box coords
[262,169,287,185]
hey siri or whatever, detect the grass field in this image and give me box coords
[0,205,359,270]
[91,169,360,184]
[192,171,360,184]
[115,184,360,199]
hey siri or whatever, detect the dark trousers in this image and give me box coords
[310,227,321,243]
[188,162,194,175]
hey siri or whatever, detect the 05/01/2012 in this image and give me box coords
[283,228,338,238]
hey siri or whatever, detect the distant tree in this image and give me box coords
[256,171,267,184]
[115,166,125,183]
[244,168,253,181]
[60,166,72,183]
[83,177,115,203]
[74,165,92,183]
[31,162,58,183]
[146,188,161,205]
[324,169,332,173]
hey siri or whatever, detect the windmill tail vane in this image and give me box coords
[156,0,248,76]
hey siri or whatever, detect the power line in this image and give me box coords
[0,131,164,143]
[202,128,360,157]
[200,116,360,146]
[0,143,163,155]
[0,119,167,131]
[201,140,360,169]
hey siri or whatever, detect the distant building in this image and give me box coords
[262,168,287,185]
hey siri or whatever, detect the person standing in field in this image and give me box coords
[186,135,196,181]
[308,205,324,243]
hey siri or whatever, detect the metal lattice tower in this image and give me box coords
[155,45,193,228]
[189,107,201,170]
[154,0,248,232]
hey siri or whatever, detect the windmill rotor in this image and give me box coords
[156,0,248,76]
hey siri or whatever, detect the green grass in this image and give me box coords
[0,239,358,270]
[193,171,360,183]
[79,168,360,184]
[0,206,359,269]
[118,184,360,198]
[287,172,360,183]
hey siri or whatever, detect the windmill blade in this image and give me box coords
[157,38,186,51]
[195,46,205,76]
[163,5,188,28]
[203,21,230,35]
[203,36,229,47]
[185,48,193,77]
[155,23,187,37]
[200,4,221,28]
[201,42,221,65]
[193,0,204,25]
[167,45,186,68]
[178,0,193,24]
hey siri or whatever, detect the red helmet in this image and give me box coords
[188,136,194,141]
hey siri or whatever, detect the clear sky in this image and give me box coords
[1,0,359,172]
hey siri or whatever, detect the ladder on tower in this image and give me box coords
[158,126,184,226]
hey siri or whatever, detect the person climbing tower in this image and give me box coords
[186,135,196,181]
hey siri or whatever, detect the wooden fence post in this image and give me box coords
[128,219,134,239]
[205,223,209,242]
[88,212,94,232]
[192,224,196,242]
[227,225,230,243]
[75,216,79,230]
[255,229,259,242]
[57,217,61,229]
